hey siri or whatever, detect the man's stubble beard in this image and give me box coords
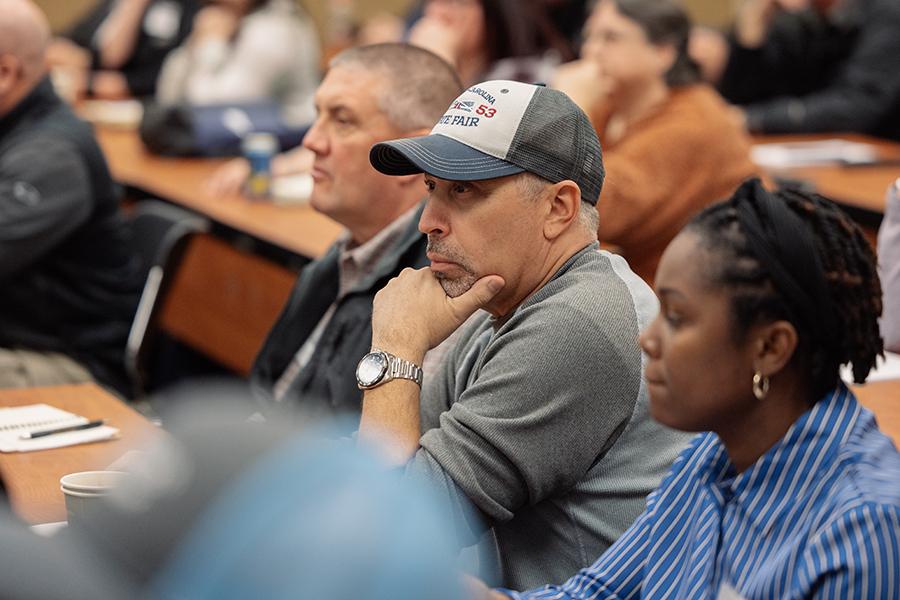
[427,237,478,298]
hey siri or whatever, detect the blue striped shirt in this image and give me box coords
[504,385,900,599]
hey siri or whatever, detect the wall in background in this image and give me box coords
[35,0,737,43]
[684,0,740,29]
[35,0,97,33]
[35,0,416,37]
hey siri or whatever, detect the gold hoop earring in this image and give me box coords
[752,371,770,401]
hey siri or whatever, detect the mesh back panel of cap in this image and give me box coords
[506,87,604,204]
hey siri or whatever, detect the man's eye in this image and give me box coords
[452,183,470,194]
[424,180,436,191]
[664,312,682,327]
[332,112,354,127]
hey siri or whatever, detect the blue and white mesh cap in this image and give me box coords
[369,80,605,205]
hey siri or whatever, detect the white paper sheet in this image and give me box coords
[0,404,119,452]
[752,139,879,168]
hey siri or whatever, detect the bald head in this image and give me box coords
[0,0,50,78]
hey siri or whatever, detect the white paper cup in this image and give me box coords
[60,470,131,525]
[60,471,130,494]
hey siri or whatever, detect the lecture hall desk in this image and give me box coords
[94,127,342,375]
[0,380,896,525]
[0,383,164,524]
[752,133,900,246]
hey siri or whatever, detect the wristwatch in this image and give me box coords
[356,349,423,390]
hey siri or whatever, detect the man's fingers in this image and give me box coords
[448,275,505,319]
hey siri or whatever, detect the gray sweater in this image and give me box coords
[404,244,693,589]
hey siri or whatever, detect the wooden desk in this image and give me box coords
[93,127,344,375]
[94,127,342,259]
[0,381,892,526]
[852,379,900,445]
[753,133,900,227]
[0,384,164,524]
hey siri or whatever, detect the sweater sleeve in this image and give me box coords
[501,437,703,599]
[878,181,900,353]
[597,114,721,249]
[404,296,641,548]
[597,123,685,247]
[500,502,656,599]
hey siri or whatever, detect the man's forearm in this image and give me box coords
[357,319,430,465]
[358,378,423,465]
[360,267,503,464]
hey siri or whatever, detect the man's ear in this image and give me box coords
[751,320,799,378]
[0,55,21,97]
[543,180,581,240]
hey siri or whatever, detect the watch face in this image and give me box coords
[356,352,388,388]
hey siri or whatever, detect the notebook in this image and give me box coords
[0,404,119,453]
[751,139,879,168]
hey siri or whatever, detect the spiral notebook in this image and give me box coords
[0,404,119,453]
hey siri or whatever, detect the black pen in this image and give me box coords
[20,419,106,440]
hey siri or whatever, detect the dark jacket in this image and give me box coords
[0,78,142,394]
[251,204,427,421]
[718,0,900,140]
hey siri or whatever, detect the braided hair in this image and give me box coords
[686,179,883,399]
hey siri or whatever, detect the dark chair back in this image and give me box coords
[126,200,209,396]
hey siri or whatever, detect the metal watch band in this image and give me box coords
[376,348,423,388]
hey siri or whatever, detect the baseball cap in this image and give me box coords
[369,80,604,205]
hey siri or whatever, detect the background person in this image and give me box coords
[0,0,141,394]
[407,0,553,87]
[714,0,900,139]
[249,44,463,422]
[553,0,756,284]
[472,179,898,599]
[46,0,200,99]
[60,382,469,599]
[155,0,320,122]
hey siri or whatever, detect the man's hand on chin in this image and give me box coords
[371,267,505,362]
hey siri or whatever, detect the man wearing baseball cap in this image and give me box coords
[357,80,691,588]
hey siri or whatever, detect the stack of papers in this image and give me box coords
[752,139,879,168]
[79,99,144,129]
[0,404,118,453]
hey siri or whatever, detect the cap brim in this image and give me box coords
[370,134,524,181]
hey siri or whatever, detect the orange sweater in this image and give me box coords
[591,85,757,284]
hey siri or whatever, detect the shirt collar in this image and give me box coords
[336,204,420,298]
[703,384,862,532]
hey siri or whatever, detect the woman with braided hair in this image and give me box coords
[471,179,899,600]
